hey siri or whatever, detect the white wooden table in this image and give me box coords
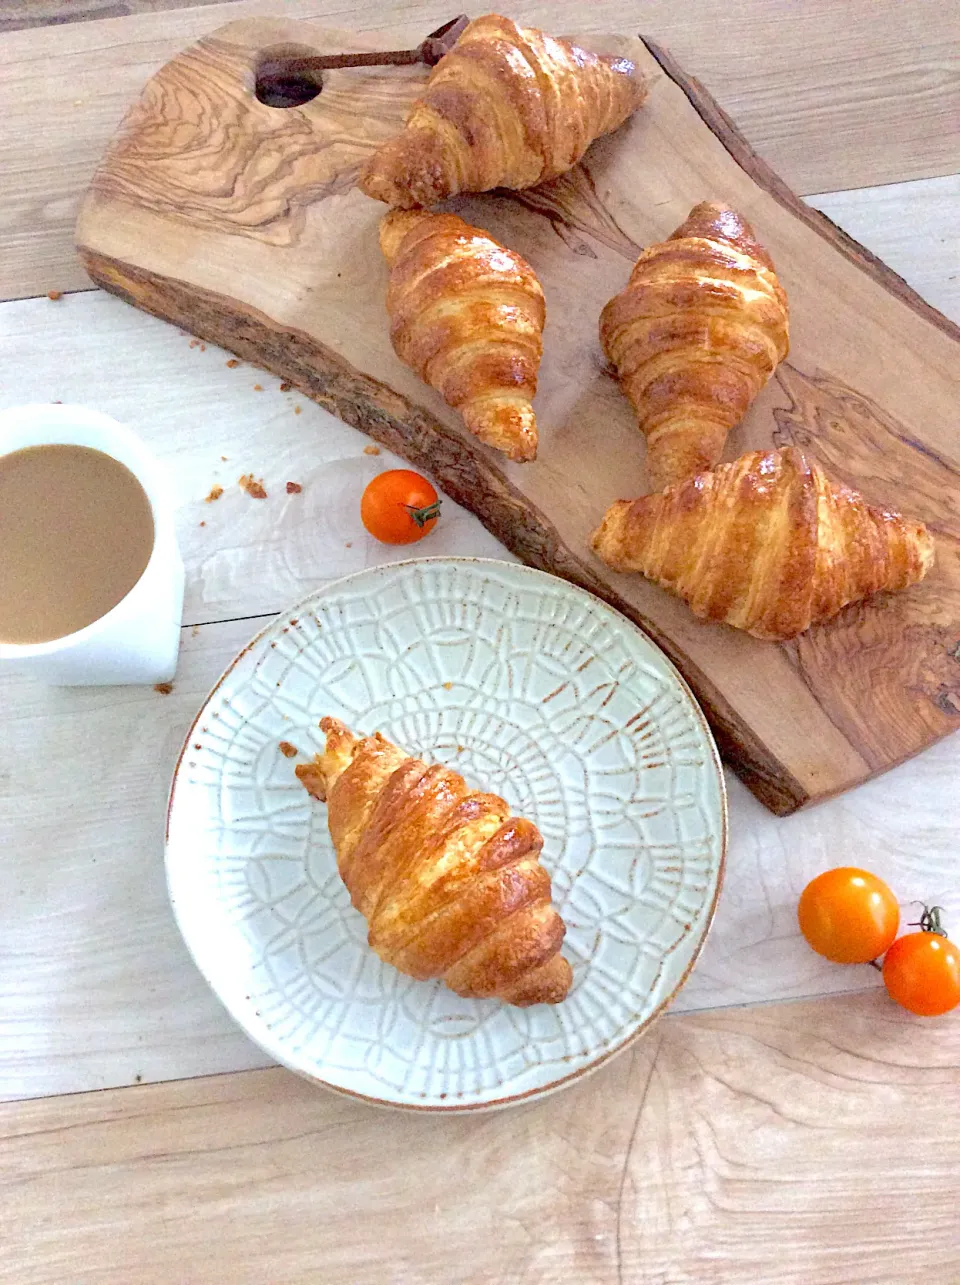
[2,3,959,1282]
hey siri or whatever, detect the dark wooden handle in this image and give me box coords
[258,50,415,81]
[257,14,468,81]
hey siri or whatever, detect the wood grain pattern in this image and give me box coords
[4,991,958,1285]
[75,19,960,813]
[2,0,958,301]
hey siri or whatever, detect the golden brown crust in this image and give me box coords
[591,447,935,641]
[358,14,648,209]
[297,717,572,1006]
[600,202,790,489]
[379,208,544,462]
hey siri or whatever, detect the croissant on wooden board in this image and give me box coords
[591,447,935,641]
[380,208,545,462]
[600,202,790,489]
[296,718,573,1007]
[358,13,647,209]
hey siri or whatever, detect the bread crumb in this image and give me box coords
[238,473,267,499]
[253,383,263,392]
[199,520,206,527]
[278,741,298,758]
[205,485,223,503]
[199,343,206,352]
[154,682,173,695]
[189,339,200,348]
[294,405,302,415]
[363,445,381,456]
[191,625,200,636]
[225,359,240,368]
[47,290,63,301]
[280,382,292,392]
[221,455,228,461]
[442,682,453,690]
[286,481,302,494]
[345,541,352,548]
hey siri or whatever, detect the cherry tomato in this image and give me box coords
[360,469,441,545]
[797,867,899,964]
[882,907,960,1016]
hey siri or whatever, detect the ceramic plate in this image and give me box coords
[166,558,726,1110]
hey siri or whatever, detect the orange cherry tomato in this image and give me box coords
[360,469,441,545]
[882,908,960,1016]
[797,867,899,964]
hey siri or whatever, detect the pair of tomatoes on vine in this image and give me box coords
[798,868,960,1016]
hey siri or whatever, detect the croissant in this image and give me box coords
[380,208,544,462]
[591,447,934,641]
[600,202,790,489]
[359,13,647,209]
[296,718,573,1007]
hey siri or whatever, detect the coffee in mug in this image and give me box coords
[0,443,155,645]
[0,404,184,686]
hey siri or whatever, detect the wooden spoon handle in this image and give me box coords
[257,15,468,80]
[258,49,419,78]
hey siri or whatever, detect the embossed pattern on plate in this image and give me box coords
[166,559,726,1110]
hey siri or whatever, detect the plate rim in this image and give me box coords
[165,555,729,1111]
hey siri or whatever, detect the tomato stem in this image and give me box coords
[908,904,947,936]
[404,500,442,529]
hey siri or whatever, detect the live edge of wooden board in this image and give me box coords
[74,19,960,815]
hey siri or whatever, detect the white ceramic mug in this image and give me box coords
[0,404,185,685]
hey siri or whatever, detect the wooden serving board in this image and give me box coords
[75,18,960,815]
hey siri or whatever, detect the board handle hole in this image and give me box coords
[255,46,323,108]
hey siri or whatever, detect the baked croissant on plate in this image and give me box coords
[591,447,934,641]
[380,208,544,462]
[600,202,790,489]
[296,718,573,1007]
[359,13,647,209]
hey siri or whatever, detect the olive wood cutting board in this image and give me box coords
[75,18,960,815]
